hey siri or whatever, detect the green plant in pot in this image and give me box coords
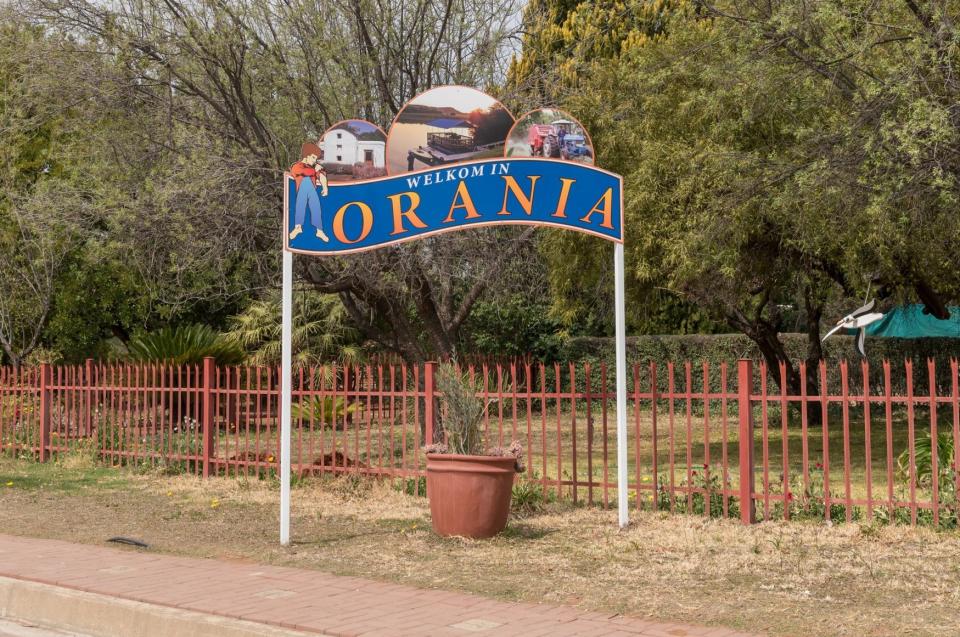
[424,363,524,538]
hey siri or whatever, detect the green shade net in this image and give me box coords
[851,305,960,338]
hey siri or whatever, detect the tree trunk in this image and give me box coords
[727,292,826,427]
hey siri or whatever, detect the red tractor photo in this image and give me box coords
[527,123,560,158]
[526,119,592,160]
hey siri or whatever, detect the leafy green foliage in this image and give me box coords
[0,21,100,366]
[462,296,568,360]
[508,0,680,101]
[290,396,358,427]
[655,466,739,519]
[223,290,362,367]
[899,432,956,487]
[783,467,856,524]
[127,325,244,366]
[516,0,960,391]
[43,256,147,362]
[511,473,554,513]
[394,475,427,498]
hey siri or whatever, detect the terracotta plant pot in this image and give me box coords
[425,453,516,538]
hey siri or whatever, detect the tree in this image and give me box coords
[514,0,960,399]
[694,0,960,318]
[21,0,538,363]
[0,21,100,366]
[0,191,87,367]
[507,0,725,338]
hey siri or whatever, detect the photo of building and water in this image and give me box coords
[386,86,514,174]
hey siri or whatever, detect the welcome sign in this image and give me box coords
[284,158,622,255]
[283,86,623,255]
[277,87,633,543]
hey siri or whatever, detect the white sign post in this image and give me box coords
[614,243,628,528]
[280,249,293,546]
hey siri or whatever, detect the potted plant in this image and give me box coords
[424,363,524,538]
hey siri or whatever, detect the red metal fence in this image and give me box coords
[1,358,957,527]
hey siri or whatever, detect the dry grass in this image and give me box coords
[1,455,959,636]
[199,403,929,510]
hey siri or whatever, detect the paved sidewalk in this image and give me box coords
[0,535,759,637]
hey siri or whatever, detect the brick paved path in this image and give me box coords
[0,535,760,637]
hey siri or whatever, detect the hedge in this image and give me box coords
[555,334,960,396]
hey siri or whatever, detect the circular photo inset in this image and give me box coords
[386,86,514,174]
[505,109,594,164]
[318,120,387,182]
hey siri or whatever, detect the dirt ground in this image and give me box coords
[1,456,958,637]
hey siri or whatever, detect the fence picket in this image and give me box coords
[841,360,852,523]
[953,359,960,517]
[861,360,873,520]
[906,359,917,525]
[760,362,770,520]
[928,359,939,526]
[780,361,790,521]
[820,361,831,521]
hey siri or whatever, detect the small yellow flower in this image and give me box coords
[166,491,173,497]
[266,455,275,463]
[210,498,220,509]
[5,481,12,487]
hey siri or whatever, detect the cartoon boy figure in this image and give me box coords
[289,142,329,242]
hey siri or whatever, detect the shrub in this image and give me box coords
[426,363,524,471]
[432,363,489,455]
[127,324,244,366]
[290,396,358,427]
[560,334,960,396]
[785,467,854,523]
[511,472,554,513]
[654,466,739,519]
[395,475,427,497]
[898,432,955,486]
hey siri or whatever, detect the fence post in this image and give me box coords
[424,362,436,445]
[85,358,94,436]
[38,363,52,462]
[202,357,216,478]
[737,359,756,524]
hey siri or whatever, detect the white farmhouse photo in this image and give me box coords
[320,120,387,181]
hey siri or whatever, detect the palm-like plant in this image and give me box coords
[290,396,358,427]
[223,289,362,367]
[127,324,245,365]
[899,432,956,486]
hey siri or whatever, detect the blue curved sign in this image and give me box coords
[284,158,623,255]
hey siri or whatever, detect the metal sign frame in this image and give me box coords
[278,122,628,547]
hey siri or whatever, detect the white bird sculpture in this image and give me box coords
[821,299,884,358]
